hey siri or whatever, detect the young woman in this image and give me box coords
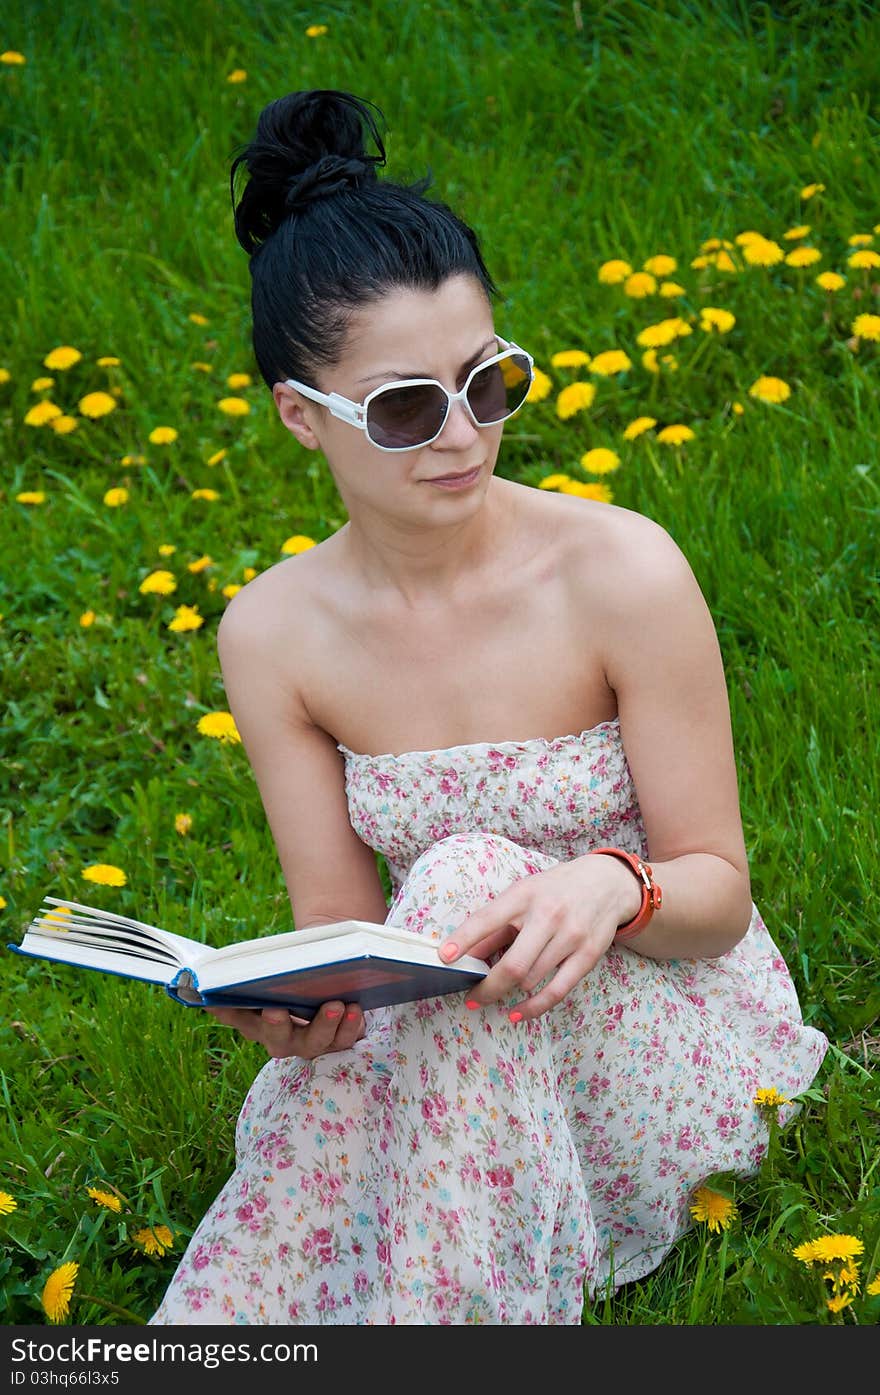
[149,88,827,1326]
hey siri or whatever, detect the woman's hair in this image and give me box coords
[229,89,503,395]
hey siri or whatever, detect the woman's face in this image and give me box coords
[272,273,506,523]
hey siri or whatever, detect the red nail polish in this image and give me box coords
[325,1009,342,1020]
[508,1010,523,1024]
[345,1009,358,1020]
[465,1000,480,1010]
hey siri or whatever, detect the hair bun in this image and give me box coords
[284,153,373,212]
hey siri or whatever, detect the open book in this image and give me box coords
[8,896,488,1022]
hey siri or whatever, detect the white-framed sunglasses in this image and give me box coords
[282,334,535,452]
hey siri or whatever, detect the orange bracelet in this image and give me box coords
[589,846,663,941]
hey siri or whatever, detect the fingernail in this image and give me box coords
[345,1009,359,1020]
[465,999,480,1010]
[325,1009,342,1020]
[508,1010,523,1024]
[440,942,459,961]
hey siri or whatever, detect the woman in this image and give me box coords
[150,88,827,1325]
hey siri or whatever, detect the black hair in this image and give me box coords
[229,89,503,395]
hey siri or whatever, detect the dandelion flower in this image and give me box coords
[16,491,46,504]
[217,396,250,416]
[580,447,620,474]
[0,1191,17,1215]
[700,308,736,334]
[714,249,739,273]
[1,50,27,65]
[24,400,63,427]
[103,488,128,508]
[305,24,328,37]
[623,416,656,440]
[168,605,205,633]
[753,1087,791,1109]
[853,314,880,341]
[31,376,55,392]
[78,391,117,419]
[785,246,822,268]
[149,426,178,445]
[656,424,695,445]
[158,544,176,557]
[243,567,258,581]
[175,814,193,835]
[227,372,252,389]
[80,611,96,627]
[866,1274,880,1297]
[189,313,209,325]
[49,415,78,434]
[816,272,845,292]
[749,375,791,404]
[636,320,679,349]
[121,454,146,466]
[82,864,126,888]
[282,535,317,555]
[191,488,220,501]
[222,584,243,600]
[643,254,677,277]
[197,711,241,744]
[0,368,11,383]
[41,1262,78,1323]
[848,249,880,270]
[44,345,82,371]
[800,183,825,199]
[537,474,572,491]
[590,349,631,376]
[598,259,632,284]
[192,361,214,374]
[42,907,72,927]
[689,1187,737,1233]
[623,272,657,298]
[226,69,247,83]
[556,382,596,419]
[809,1235,865,1264]
[132,1224,175,1257]
[550,349,590,369]
[558,479,613,503]
[188,555,213,574]
[743,238,785,268]
[847,233,873,247]
[97,356,121,367]
[206,448,226,466]
[783,225,811,240]
[139,570,177,596]
[826,1292,855,1313]
[526,367,552,402]
[659,281,686,297]
[86,1188,122,1213]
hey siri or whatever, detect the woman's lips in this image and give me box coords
[424,465,481,488]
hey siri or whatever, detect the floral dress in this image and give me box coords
[149,717,828,1326]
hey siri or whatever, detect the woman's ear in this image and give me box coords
[272,384,323,450]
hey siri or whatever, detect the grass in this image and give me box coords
[1,0,879,1325]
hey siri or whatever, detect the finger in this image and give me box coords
[329,1003,367,1050]
[203,1006,266,1041]
[507,956,598,1022]
[465,929,550,1005]
[299,1001,351,1057]
[439,886,530,963]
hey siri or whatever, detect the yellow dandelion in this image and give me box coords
[168,605,205,633]
[192,361,214,373]
[826,1293,854,1313]
[785,246,822,268]
[97,355,121,367]
[732,401,745,416]
[866,1274,880,1296]
[206,448,227,466]
[282,534,317,555]
[656,424,694,445]
[623,272,657,298]
[659,281,686,297]
[753,1087,791,1109]
[121,453,146,466]
[49,415,78,434]
[699,307,736,334]
[689,1187,738,1234]
[735,230,765,246]
[132,1224,175,1257]
[44,345,82,371]
[643,254,677,276]
[816,271,845,291]
[580,447,620,474]
[0,367,11,384]
[537,474,572,491]
[139,570,177,596]
[149,426,178,444]
[79,611,96,627]
[175,813,193,836]
[714,249,739,273]
[0,1190,17,1215]
[41,1262,78,1323]
[16,491,46,505]
[82,864,126,887]
[623,416,656,440]
[188,555,213,573]
[847,233,873,246]
[597,259,632,284]
[848,249,880,270]
[550,349,591,369]
[743,238,785,268]
[556,382,596,419]
[226,69,247,83]
[31,376,55,392]
[189,313,209,325]
[800,183,825,200]
[1,50,27,65]
[78,391,117,419]
[197,711,241,744]
[24,400,63,427]
[226,372,252,389]
[191,488,220,501]
[103,487,128,508]
[590,349,632,376]
[691,254,715,270]
[636,318,685,349]
[558,479,613,502]
[86,1187,122,1213]
[700,237,733,253]
[783,225,811,240]
[243,567,258,581]
[217,396,250,416]
[158,543,176,557]
[525,367,553,402]
[305,24,328,37]
[749,375,791,404]
[831,1263,861,1293]
[809,1235,865,1264]
[42,907,72,928]
[853,314,880,341]
[222,583,243,600]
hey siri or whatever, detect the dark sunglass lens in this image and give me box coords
[366,383,447,449]
[467,353,532,424]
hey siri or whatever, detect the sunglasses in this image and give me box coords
[283,334,535,452]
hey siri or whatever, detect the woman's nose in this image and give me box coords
[434,393,479,446]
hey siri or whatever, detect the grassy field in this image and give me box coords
[1,0,878,1326]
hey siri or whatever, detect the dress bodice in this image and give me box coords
[337,717,647,901]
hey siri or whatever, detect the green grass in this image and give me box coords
[1,0,879,1325]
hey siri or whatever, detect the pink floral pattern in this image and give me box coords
[150,718,828,1325]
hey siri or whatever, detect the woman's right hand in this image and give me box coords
[203,1000,367,1058]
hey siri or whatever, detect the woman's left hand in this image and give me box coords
[436,852,641,1022]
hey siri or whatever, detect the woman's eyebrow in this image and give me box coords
[356,334,498,387]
